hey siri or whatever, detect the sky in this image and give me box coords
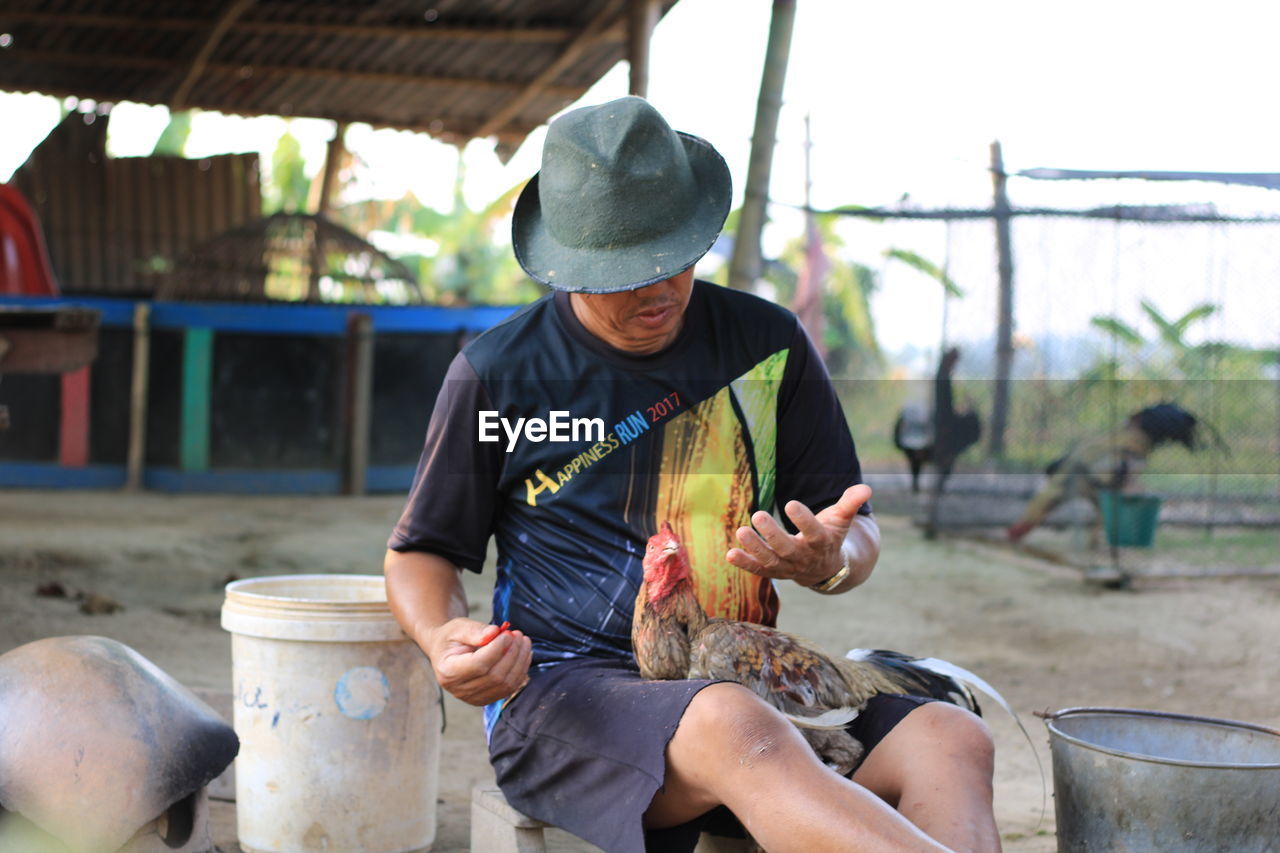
[2,0,1278,360]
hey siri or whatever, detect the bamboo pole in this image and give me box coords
[989,140,1015,457]
[308,122,347,300]
[794,113,825,355]
[627,0,658,97]
[316,122,346,220]
[728,0,796,291]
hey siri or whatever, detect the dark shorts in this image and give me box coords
[487,657,935,853]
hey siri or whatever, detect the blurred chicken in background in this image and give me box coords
[893,347,982,495]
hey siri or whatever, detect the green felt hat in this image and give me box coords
[512,96,731,293]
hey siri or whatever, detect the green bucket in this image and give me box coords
[1098,490,1162,547]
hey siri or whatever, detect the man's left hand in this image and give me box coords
[726,484,873,588]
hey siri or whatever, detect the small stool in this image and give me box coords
[471,785,548,853]
[470,785,757,852]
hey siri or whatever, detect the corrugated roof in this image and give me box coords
[0,0,678,156]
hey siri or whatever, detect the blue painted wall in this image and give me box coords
[0,296,519,493]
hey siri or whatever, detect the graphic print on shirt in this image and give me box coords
[520,388,686,508]
[647,348,788,626]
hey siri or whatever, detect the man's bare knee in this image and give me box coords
[678,683,798,769]
[650,683,809,826]
[922,703,996,772]
[855,701,996,805]
[865,703,1001,852]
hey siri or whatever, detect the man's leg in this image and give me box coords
[1009,470,1070,540]
[852,702,1000,853]
[646,682,952,853]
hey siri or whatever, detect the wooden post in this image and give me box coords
[627,0,658,97]
[988,140,1015,457]
[308,122,347,300]
[315,122,347,221]
[345,312,373,496]
[180,327,213,472]
[125,302,151,490]
[728,0,796,291]
[794,113,825,356]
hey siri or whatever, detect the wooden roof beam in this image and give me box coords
[474,0,626,140]
[0,11,204,32]
[171,0,257,110]
[0,10,608,43]
[0,72,546,142]
[237,20,617,43]
[8,48,586,99]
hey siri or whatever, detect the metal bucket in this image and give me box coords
[1045,707,1280,852]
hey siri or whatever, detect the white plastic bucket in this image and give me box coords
[221,574,441,853]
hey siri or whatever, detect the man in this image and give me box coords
[1007,402,1199,542]
[386,97,998,853]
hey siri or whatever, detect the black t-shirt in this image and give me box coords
[389,280,867,672]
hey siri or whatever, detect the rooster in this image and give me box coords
[892,347,981,495]
[632,523,983,774]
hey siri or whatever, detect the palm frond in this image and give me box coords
[1172,303,1218,336]
[883,248,963,298]
[1089,315,1144,346]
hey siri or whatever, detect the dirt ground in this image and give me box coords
[2,487,1278,852]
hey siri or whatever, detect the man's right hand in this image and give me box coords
[384,549,534,707]
[420,617,532,706]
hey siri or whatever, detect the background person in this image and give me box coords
[1007,402,1200,542]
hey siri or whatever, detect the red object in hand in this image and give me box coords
[476,621,512,647]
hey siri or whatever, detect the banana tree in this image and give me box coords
[151,110,194,157]
[260,125,313,215]
[1088,300,1214,381]
[334,151,536,306]
[1087,298,1277,385]
[881,246,966,364]
[764,212,883,376]
[882,248,964,299]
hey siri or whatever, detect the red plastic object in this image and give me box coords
[0,183,60,296]
[59,366,91,466]
[476,621,512,647]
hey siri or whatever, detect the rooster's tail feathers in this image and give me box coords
[853,650,1049,833]
[843,649,981,714]
[783,706,860,730]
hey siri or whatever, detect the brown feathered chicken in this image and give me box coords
[632,522,982,774]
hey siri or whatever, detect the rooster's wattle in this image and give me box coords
[632,522,982,774]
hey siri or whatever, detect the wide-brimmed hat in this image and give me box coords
[512,96,731,293]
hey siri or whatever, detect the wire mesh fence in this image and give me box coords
[825,192,1280,574]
